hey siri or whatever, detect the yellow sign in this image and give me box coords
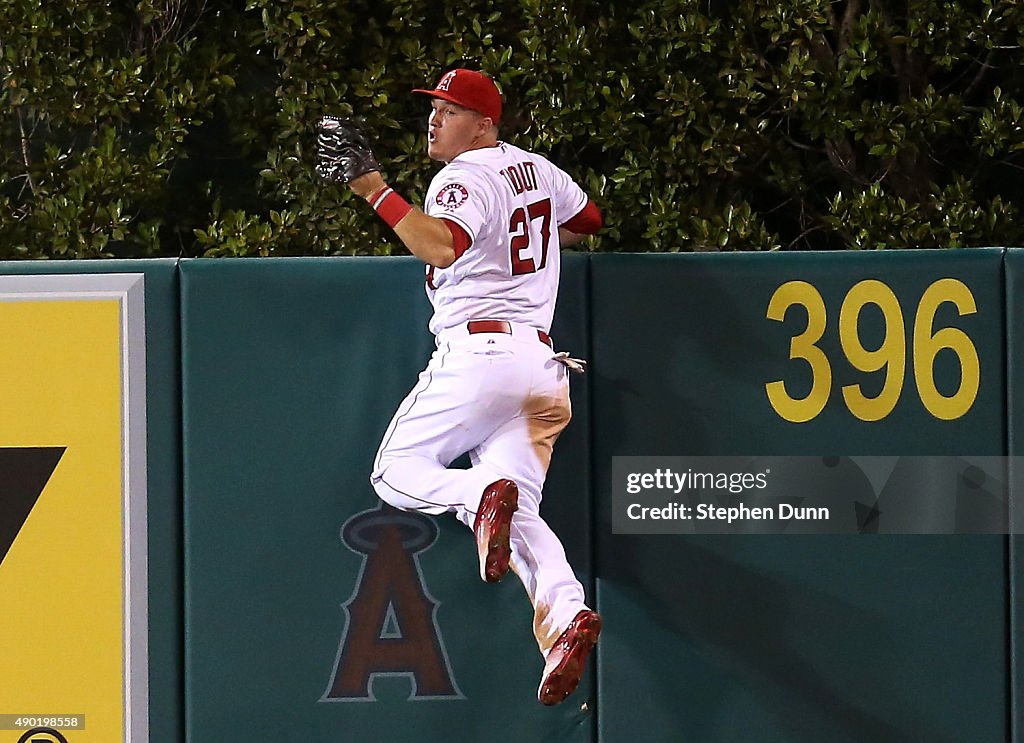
[0,275,148,743]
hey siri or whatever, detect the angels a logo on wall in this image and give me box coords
[322,502,462,701]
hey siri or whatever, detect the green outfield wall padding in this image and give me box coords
[4,250,1019,743]
[0,259,183,743]
[180,255,594,743]
[590,251,1008,743]
[1006,248,1024,743]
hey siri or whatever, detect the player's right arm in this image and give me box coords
[559,228,588,247]
[542,155,603,246]
[558,199,604,246]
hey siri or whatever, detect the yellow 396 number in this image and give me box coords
[765,278,980,423]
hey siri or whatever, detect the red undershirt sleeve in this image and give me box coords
[562,199,603,235]
[441,218,472,259]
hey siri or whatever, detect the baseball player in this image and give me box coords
[316,68,603,706]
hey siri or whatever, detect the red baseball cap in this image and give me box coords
[412,69,502,123]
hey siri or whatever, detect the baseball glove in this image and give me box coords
[315,116,381,184]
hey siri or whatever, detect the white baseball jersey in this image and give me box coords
[422,142,589,336]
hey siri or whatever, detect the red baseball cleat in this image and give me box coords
[538,609,602,706]
[473,478,519,583]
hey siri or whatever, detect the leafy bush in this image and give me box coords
[2,0,1022,257]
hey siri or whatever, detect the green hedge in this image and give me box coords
[2,0,1022,258]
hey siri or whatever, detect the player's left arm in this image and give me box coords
[315,116,460,268]
[349,172,461,268]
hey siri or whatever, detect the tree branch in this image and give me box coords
[16,108,38,197]
[869,0,915,100]
[963,48,997,100]
[836,0,861,57]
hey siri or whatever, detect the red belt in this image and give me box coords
[467,320,552,348]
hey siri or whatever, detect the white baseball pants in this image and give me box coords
[370,323,589,654]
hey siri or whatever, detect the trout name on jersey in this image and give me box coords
[500,161,538,195]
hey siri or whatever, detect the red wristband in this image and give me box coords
[368,186,413,229]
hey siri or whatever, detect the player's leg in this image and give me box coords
[462,373,600,705]
[459,360,591,654]
[466,423,591,654]
[369,337,525,515]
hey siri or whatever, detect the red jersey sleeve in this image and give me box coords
[441,218,472,259]
[562,199,603,235]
